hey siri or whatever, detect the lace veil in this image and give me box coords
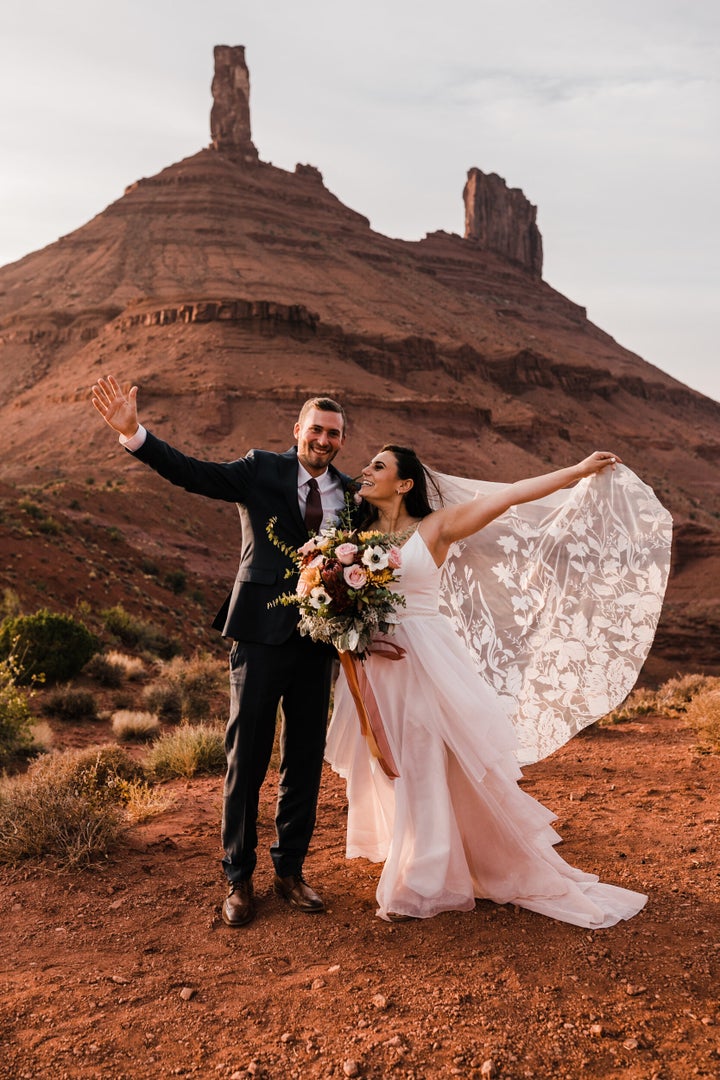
[426,464,673,764]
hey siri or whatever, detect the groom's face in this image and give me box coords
[294,407,346,476]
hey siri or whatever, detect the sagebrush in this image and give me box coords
[0,609,98,684]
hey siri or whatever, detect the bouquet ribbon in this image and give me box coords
[338,642,404,779]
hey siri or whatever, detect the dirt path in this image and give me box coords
[1,713,719,1079]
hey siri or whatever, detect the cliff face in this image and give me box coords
[463,169,543,277]
[0,45,719,679]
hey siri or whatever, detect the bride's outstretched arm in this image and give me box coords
[421,451,621,561]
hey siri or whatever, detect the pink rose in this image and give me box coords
[335,542,359,566]
[343,564,368,589]
[387,545,402,570]
[299,538,319,557]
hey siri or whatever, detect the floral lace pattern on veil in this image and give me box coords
[429,465,673,764]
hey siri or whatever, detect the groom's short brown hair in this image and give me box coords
[297,396,347,433]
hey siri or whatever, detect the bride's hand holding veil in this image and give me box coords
[422,450,622,566]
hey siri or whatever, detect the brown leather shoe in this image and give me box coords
[273,873,325,913]
[222,879,255,927]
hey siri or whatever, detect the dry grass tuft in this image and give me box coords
[143,651,226,722]
[111,709,160,741]
[84,650,147,687]
[146,721,226,779]
[28,720,54,753]
[106,651,147,681]
[602,687,659,725]
[684,688,720,752]
[602,673,720,748]
[43,685,98,721]
[655,674,720,714]
[0,744,168,867]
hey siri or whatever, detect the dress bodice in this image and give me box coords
[393,530,443,619]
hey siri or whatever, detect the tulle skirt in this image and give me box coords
[326,610,647,927]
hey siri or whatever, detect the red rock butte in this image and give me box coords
[0,44,718,678]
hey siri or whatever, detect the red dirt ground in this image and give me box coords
[1,710,719,1079]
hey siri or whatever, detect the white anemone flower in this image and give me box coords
[308,587,331,609]
[362,545,389,570]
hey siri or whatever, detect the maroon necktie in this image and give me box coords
[304,477,323,533]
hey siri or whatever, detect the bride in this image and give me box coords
[325,444,672,926]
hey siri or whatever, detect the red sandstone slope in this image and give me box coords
[0,46,718,675]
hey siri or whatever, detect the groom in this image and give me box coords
[91,376,355,927]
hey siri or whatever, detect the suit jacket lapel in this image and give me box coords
[278,448,306,534]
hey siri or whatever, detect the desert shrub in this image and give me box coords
[143,679,182,721]
[102,604,179,660]
[145,722,226,779]
[112,710,160,741]
[0,657,35,766]
[84,650,145,687]
[684,688,720,752]
[0,745,130,867]
[0,744,169,867]
[143,651,225,722]
[43,685,98,721]
[163,569,187,594]
[83,652,124,687]
[655,674,720,714]
[0,609,98,684]
[106,651,146,680]
[602,687,659,725]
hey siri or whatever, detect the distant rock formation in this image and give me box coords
[210,45,259,162]
[463,168,543,278]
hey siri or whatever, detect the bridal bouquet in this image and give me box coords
[267,519,406,657]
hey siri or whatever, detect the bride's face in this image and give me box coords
[359,450,401,503]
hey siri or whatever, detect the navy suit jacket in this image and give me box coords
[132,431,356,644]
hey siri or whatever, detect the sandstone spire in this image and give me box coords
[210,45,259,162]
[463,168,543,278]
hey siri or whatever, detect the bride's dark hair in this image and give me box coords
[361,444,442,525]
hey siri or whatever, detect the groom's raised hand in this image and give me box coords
[91,375,140,439]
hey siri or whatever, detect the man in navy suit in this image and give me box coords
[91,376,354,927]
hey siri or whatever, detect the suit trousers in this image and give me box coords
[221,632,334,883]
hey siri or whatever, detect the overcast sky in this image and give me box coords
[1,0,718,401]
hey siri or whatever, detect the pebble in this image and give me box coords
[343,1060,361,1077]
[179,987,196,1001]
[311,977,326,990]
[327,964,341,974]
[481,1061,497,1078]
[625,985,647,996]
[589,1024,604,1037]
[623,1038,639,1050]
[372,993,388,1010]
[280,1032,293,1043]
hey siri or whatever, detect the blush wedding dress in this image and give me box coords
[325,465,672,926]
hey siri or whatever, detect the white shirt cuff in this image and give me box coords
[119,425,147,451]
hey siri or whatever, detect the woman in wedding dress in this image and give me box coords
[325,445,672,927]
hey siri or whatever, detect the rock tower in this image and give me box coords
[463,168,543,278]
[210,44,259,162]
